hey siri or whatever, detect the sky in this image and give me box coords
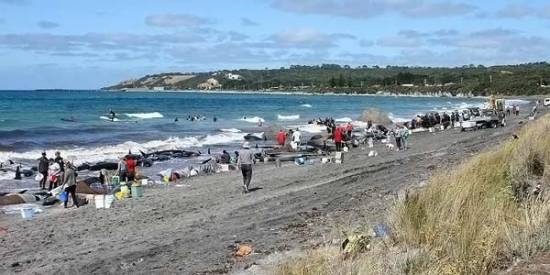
[0,0,549,89]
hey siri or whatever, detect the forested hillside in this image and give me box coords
[104,62,550,96]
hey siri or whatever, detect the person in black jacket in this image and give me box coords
[38,152,49,189]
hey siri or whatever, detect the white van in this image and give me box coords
[544,98,550,106]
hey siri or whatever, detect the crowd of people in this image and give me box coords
[37,151,78,208]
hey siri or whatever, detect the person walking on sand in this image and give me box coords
[62,161,79,208]
[237,142,255,193]
[38,152,49,189]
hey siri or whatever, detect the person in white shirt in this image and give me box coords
[291,128,302,151]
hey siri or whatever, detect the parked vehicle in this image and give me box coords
[461,109,505,131]
[544,98,550,106]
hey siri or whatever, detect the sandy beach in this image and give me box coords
[0,105,541,274]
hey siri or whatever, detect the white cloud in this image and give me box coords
[269,28,354,49]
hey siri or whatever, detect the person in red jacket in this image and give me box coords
[346,122,353,140]
[333,126,343,152]
[276,129,286,146]
[125,156,136,182]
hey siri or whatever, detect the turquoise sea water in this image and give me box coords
[0,90,485,164]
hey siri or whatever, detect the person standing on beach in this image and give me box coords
[291,128,302,151]
[47,158,61,191]
[54,151,65,185]
[394,127,402,151]
[333,126,343,152]
[401,126,410,150]
[237,142,255,193]
[346,122,353,140]
[276,129,286,147]
[63,161,79,208]
[117,156,128,182]
[38,152,49,189]
[125,156,136,183]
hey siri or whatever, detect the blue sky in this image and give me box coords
[0,0,549,89]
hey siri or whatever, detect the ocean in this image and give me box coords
[0,90,487,167]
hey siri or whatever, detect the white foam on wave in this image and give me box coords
[277,114,300,121]
[125,112,164,119]
[99,116,121,122]
[335,117,353,122]
[219,128,242,133]
[300,104,312,108]
[201,132,246,145]
[0,133,246,165]
[239,116,265,123]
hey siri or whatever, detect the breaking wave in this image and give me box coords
[335,117,353,122]
[277,114,300,121]
[0,132,246,165]
[239,116,265,123]
[219,128,242,133]
[125,112,164,119]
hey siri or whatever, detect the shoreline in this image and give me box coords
[105,88,489,99]
[0,100,541,274]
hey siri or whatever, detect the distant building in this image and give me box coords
[225,73,243,80]
[153,86,165,91]
[401,84,415,87]
[198,78,222,90]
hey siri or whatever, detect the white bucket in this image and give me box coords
[95,195,105,209]
[104,195,114,209]
[20,208,34,219]
[343,146,349,152]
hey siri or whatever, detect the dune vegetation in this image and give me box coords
[275,114,550,275]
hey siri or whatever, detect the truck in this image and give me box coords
[461,109,506,131]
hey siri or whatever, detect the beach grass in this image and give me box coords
[274,114,550,275]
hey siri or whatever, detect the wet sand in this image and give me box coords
[0,108,542,274]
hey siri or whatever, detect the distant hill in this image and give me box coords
[103,62,550,96]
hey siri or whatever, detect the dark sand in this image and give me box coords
[0,108,542,274]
